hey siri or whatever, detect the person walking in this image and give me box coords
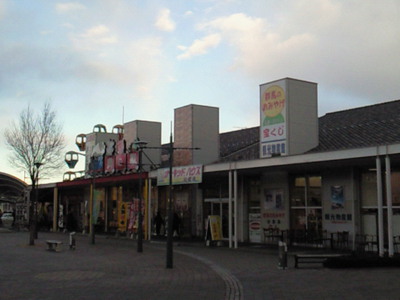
[154,211,164,236]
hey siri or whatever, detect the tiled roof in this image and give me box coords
[310,99,400,152]
[218,99,400,161]
[219,127,259,162]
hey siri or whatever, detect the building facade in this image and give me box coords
[34,77,400,256]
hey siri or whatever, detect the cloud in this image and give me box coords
[55,2,86,13]
[155,8,176,32]
[193,2,400,103]
[0,2,5,20]
[71,25,118,51]
[177,33,221,60]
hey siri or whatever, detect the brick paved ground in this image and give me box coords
[1,229,400,300]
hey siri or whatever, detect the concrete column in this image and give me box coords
[376,156,384,257]
[229,170,233,248]
[147,179,151,241]
[386,155,394,256]
[52,187,58,232]
[234,169,238,249]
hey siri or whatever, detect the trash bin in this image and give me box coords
[278,241,287,269]
[69,232,76,250]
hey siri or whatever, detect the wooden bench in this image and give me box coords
[294,253,346,268]
[46,240,63,252]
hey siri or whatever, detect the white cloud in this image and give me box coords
[155,8,176,32]
[0,2,5,20]
[177,33,221,60]
[71,25,118,51]
[55,2,86,13]
[83,25,110,36]
[193,1,400,103]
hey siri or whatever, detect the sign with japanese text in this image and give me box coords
[208,215,223,241]
[260,81,287,157]
[157,164,202,186]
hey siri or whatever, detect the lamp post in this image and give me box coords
[134,139,148,253]
[64,151,94,243]
[131,136,199,268]
[34,162,42,239]
[166,134,174,268]
[165,133,200,269]
[29,162,42,245]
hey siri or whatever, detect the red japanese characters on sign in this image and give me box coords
[263,125,285,139]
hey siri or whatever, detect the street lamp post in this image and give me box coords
[131,136,199,268]
[134,139,148,253]
[64,151,94,243]
[29,162,42,245]
[33,162,42,240]
[166,134,174,268]
[90,177,96,245]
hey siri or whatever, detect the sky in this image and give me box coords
[1,0,400,184]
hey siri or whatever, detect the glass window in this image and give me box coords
[308,176,322,206]
[291,209,306,230]
[291,177,306,206]
[290,175,322,234]
[361,172,377,207]
[391,173,400,206]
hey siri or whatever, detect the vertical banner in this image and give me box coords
[118,201,127,232]
[260,80,287,157]
[208,215,223,241]
[92,189,101,224]
[58,204,64,228]
[127,201,136,232]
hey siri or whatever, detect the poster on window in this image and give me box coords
[263,189,284,210]
[331,186,344,209]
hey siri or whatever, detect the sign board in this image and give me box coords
[206,215,223,241]
[260,80,287,157]
[249,213,261,243]
[157,164,202,186]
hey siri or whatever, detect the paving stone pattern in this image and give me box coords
[1,230,400,300]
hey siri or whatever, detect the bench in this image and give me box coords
[294,253,347,268]
[46,240,63,252]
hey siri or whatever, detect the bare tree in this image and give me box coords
[4,102,65,245]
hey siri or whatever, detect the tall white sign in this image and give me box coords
[260,80,287,158]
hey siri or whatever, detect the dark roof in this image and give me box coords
[219,127,259,162]
[218,99,400,161]
[310,99,400,152]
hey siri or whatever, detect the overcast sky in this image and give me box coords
[1,0,399,183]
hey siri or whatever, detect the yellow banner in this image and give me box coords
[209,215,223,241]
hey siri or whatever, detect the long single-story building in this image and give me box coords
[34,77,400,257]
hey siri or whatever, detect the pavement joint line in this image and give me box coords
[175,249,243,300]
